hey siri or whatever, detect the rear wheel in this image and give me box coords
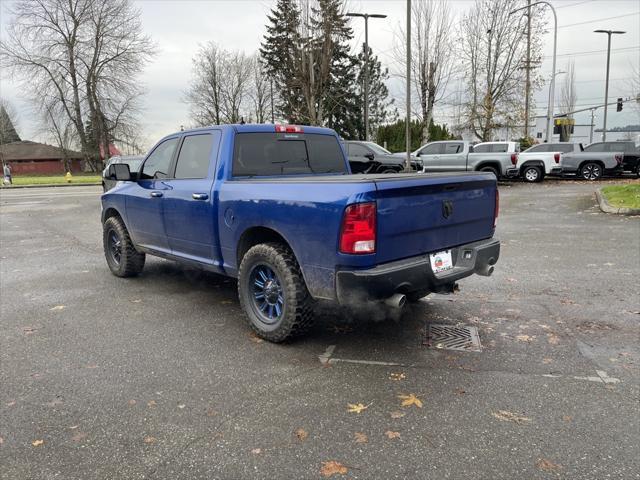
[238,242,314,342]
[103,216,145,277]
[522,165,542,183]
[580,162,603,181]
[480,165,500,179]
[381,168,399,174]
[636,163,640,178]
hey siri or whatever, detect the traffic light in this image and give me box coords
[617,98,623,112]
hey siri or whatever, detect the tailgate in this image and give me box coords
[374,173,497,264]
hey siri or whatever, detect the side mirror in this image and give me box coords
[365,153,375,161]
[112,163,134,181]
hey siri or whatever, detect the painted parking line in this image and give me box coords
[319,345,622,384]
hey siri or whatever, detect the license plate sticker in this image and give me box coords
[429,250,453,273]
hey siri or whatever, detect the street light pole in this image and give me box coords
[594,29,626,141]
[405,0,411,172]
[510,1,557,143]
[346,12,387,141]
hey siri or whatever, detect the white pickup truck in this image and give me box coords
[507,142,623,182]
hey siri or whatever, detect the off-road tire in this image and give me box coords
[103,216,145,277]
[522,165,542,183]
[580,162,603,181]
[480,165,500,179]
[238,242,314,342]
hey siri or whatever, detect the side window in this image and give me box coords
[493,143,508,153]
[442,143,463,154]
[418,143,442,155]
[527,144,547,153]
[174,134,215,179]
[141,138,179,180]
[558,144,574,153]
[472,144,490,153]
[349,144,371,157]
[584,143,601,152]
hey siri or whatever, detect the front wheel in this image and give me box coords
[522,165,543,183]
[238,243,314,342]
[103,216,145,277]
[580,162,603,181]
[480,165,500,179]
[636,164,640,178]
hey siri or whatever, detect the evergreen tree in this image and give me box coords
[0,103,21,145]
[259,0,304,123]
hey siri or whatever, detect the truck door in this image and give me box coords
[437,142,467,172]
[416,143,443,172]
[125,137,179,252]
[162,131,222,267]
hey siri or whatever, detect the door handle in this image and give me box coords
[150,191,163,198]
[192,193,209,200]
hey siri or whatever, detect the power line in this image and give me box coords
[558,12,639,29]
[555,0,595,9]
[542,46,640,59]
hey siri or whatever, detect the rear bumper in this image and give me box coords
[506,167,519,178]
[335,237,500,304]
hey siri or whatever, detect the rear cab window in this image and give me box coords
[232,133,347,177]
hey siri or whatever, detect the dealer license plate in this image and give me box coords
[429,250,453,274]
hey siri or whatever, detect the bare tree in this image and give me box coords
[0,98,21,144]
[220,51,252,123]
[559,60,577,140]
[394,0,455,142]
[249,55,271,123]
[0,0,155,170]
[460,0,543,141]
[39,101,78,171]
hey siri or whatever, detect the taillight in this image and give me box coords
[339,202,376,254]
[275,124,304,133]
[510,153,518,165]
[554,153,560,163]
[493,189,499,229]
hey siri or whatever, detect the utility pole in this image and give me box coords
[510,1,556,143]
[346,12,387,141]
[589,109,595,143]
[524,0,531,139]
[594,29,626,141]
[405,0,411,172]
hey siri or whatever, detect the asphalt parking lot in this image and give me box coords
[1,179,639,479]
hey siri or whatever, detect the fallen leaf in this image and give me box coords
[562,415,573,422]
[320,460,348,477]
[50,305,65,311]
[516,334,533,343]
[68,425,79,430]
[128,399,137,406]
[295,428,308,441]
[492,410,531,424]
[385,430,400,439]
[347,403,368,414]
[248,332,263,344]
[251,448,262,455]
[6,401,16,407]
[454,388,466,395]
[85,364,98,369]
[206,408,218,417]
[506,277,518,283]
[354,432,368,443]
[536,458,562,472]
[330,324,353,334]
[23,326,37,334]
[542,358,553,364]
[547,333,560,345]
[143,436,156,444]
[147,400,156,408]
[71,432,87,442]
[131,299,142,303]
[0,436,4,445]
[220,300,233,305]
[389,372,406,381]
[398,393,423,408]
[390,411,405,419]
[32,439,44,447]
[177,404,186,409]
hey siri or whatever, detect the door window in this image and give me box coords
[141,138,179,179]
[418,143,442,155]
[349,143,371,157]
[442,143,463,154]
[174,134,215,179]
[525,144,548,153]
[472,144,490,153]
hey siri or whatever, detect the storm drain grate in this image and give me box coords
[423,324,482,352]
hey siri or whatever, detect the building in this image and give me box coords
[0,141,84,175]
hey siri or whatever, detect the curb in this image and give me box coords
[1,182,101,189]
[595,188,640,216]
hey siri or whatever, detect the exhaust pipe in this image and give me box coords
[385,293,407,309]
[477,261,495,277]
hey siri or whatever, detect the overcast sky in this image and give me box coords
[1,0,639,148]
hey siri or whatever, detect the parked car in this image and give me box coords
[102,155,143,191]
[582,141,640,177]
[344,141,422,173]
[397,141,518,179]
[101,124,500,342]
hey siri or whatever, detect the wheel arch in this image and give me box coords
[237,226,297,271]
[475,161,502,174]
[578,159,605,171]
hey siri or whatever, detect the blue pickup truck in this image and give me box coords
[101,124,500,342]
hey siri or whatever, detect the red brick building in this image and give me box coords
[0,141,84,175]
